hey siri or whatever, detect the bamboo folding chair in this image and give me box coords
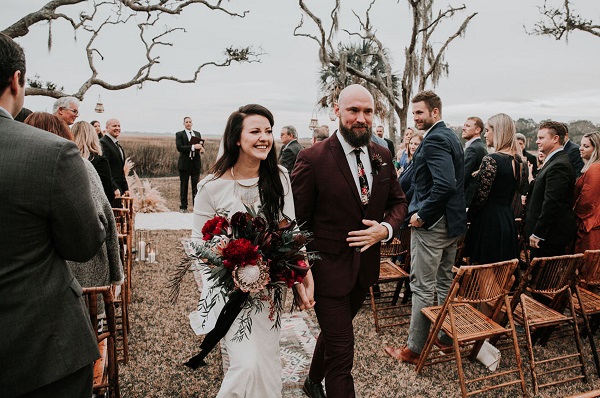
[83,286,120,398]
[112,209,130,363]
[416,259,527,398]
[369,227,411,333]
[511,254,588,395]
[572,249,600,375]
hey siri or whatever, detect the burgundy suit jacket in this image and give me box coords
[291,133,408,297]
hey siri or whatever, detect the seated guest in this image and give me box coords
[72,121,115,203]
[574,132,600,253]
[25,113,124,313]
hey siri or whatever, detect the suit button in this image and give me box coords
[355,248,361,253]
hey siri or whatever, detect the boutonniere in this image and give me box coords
[371,153,387,176]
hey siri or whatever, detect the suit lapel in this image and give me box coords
[329,134,363,208]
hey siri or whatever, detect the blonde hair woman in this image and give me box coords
[72,121,115,202]
[574,131,600,252]
[465,113,526,264]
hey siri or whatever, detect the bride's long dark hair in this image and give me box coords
[209,104,285,223]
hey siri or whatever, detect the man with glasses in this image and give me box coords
[53,96,79,125]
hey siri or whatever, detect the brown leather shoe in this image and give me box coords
[384,346,420,365]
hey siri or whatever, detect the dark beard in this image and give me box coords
[339,122,372,148]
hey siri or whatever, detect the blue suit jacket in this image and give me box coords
[408,121,467,238]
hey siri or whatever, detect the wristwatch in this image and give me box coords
[416,215,424,225]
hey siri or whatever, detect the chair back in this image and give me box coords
[525,254,584,296]
[452,259,519,305]
[380,236,403,258]
[581,250,600,287]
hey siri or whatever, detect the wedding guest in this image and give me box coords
[100,118,129,199]
[462,116,488,208]
[385,90,466,365]
[91,119,103,138]
[73,121,115,203]
[516,133,538,178]
[312,126,329,143]
[53,96,80,126]
[279,125,303,173]
[465,113,525,264]
[0,32,104,398]
[574,132,600,253]
[14,106,32,122]
[526,121,577,258]
[399,132,424,204]
[376,125,395,155]
[25,114,124,313]
[191,104,315,398]
[175,116,204,212]
[395,127,415,171]
[563,124,585,177]
[292,84,407,398]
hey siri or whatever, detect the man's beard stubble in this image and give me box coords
[339,122,372,148]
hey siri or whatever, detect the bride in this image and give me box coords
[191,104,315,397]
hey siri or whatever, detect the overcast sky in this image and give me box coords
[3,0,599,138]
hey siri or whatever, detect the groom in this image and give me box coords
[292,84,407,398]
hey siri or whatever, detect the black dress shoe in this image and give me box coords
[303,377,326,398]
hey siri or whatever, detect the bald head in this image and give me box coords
[335,84,374,148]
[105,118,121,139]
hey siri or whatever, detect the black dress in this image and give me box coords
[465,152,523,264]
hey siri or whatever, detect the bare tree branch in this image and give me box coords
[529,0,600,40]
[4,0,260,99]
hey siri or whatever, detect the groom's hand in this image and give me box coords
[347,219,388,253]
[295,269,316,310]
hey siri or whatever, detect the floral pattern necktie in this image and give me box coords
[353,148,369,205]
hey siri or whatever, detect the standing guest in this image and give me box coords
[312,126,329,144]
[465,113,525,264]
[320,124,330,135]
[100,118,129,199]
[526,121,577,258]
[24,114,123,314]
[176,116,204,213]
[91,120,103,138]
[574,132,600,253]
[0,32,105,398]
[395,127,415,172]
[53,96,80,126]
[279,125,303,173]
[384,90,467,365]
[376,125,395,155]
[563,124,585,177]
[462,116,488,208]
[399,132,424,204]
[73,121,115,203]
[292,84,407,398]
[191,104,314,397]
[516,133,538,178]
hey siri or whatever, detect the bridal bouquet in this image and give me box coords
[169,206,318,369]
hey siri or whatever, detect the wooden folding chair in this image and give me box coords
[83,286,120,398]
[416,259,527,398]
[369,228,411,333]
[511,254,588,395]
[572,249,600,375]
[112,208,130,363]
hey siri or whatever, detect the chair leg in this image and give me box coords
[416,308,446,374]
[521,299,540,396]
[447,307,468,398]
[575,288,600,376]
[369,286,380,334]
[504,296,528,397]
[566,290,589,383]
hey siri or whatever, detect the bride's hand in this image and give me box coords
[295,269,315,310]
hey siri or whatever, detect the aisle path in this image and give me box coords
[135,211,193,230]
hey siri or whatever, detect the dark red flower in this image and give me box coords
[201,216,229,240]
[222,238,260,270]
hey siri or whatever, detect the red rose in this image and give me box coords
[222,238,260,270]
[201,216,229,240]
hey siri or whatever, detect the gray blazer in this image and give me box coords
[0,114,105,397]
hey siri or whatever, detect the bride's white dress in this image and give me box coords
[190,169,295,398]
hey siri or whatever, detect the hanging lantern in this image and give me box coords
[309,110,319,131]
[95,95,104,113]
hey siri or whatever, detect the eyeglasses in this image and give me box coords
[62,107,79,116]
